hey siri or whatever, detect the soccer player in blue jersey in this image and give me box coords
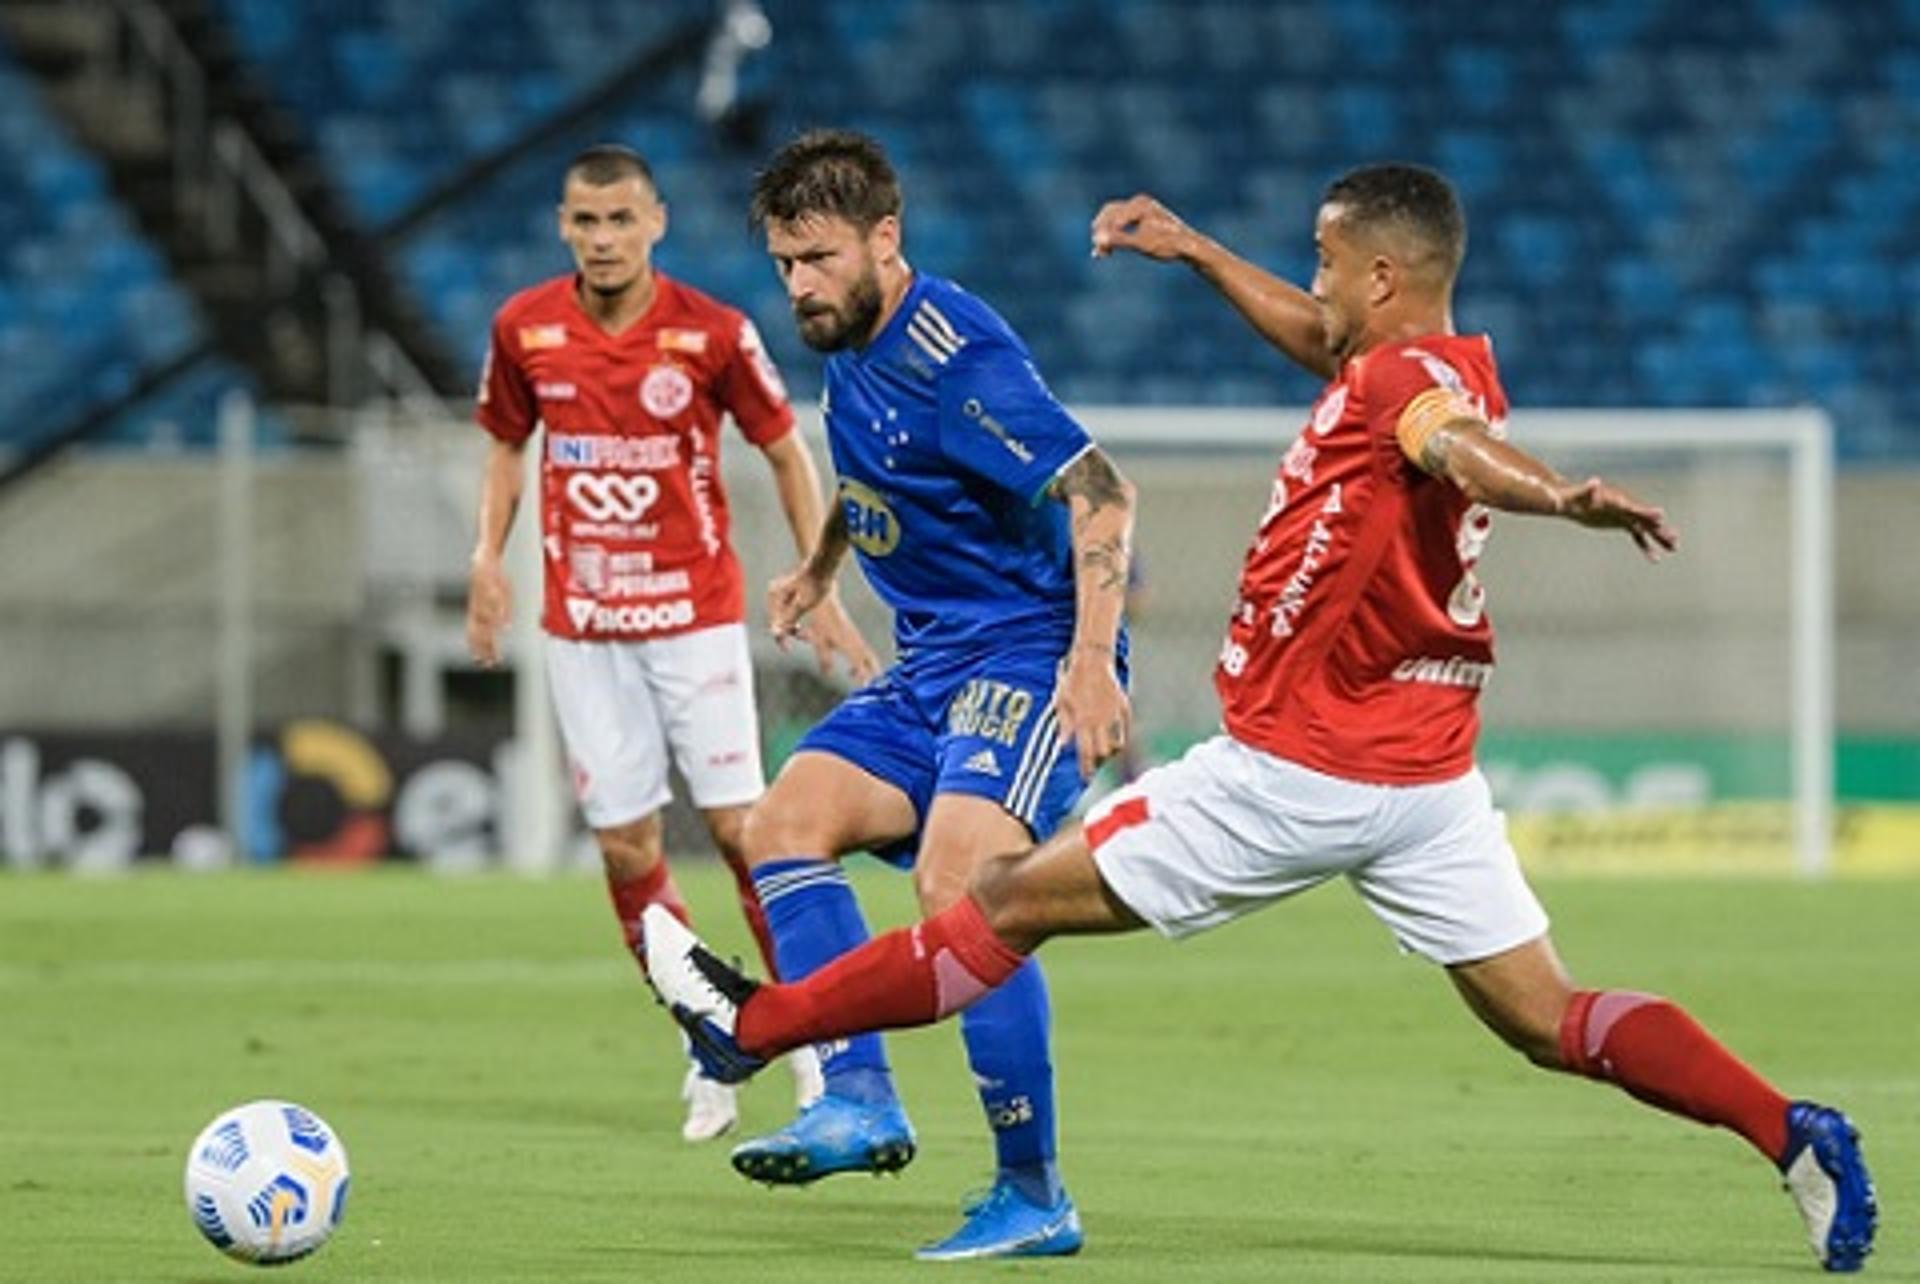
[723,129,1134,1260]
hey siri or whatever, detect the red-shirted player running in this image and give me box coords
[468,144,875,1142]
[642,165,1877,1271]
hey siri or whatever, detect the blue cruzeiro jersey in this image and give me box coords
[823,273,1100,655]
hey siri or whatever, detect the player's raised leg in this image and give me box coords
[726,747,921,1184]
[649,820,1143,1072]
[1449,937,1878,1272]
[651,620,825,1109]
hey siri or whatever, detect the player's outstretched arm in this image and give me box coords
[466,437,527,667]
[1409,414,1679,561]
[1090,193,1338,380]
[1047,447,1136,778]
[768,505,879,683]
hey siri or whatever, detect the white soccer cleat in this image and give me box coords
[680,1066,738,1143]
[788,1044,825,1109]
[641,904,766,1083]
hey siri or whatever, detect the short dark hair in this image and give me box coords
[564,144,656,196]
[749,129,902,233]
[1323,163,1466,283]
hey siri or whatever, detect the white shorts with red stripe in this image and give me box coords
[544,623,765,829]
[1085,734,1548,965]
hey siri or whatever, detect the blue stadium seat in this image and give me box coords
[164,0,1920,456]
[0,41,226,452]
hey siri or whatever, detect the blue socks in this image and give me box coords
[752,856,1063,1207]
[961,957,1062,1206]
[752,858,896,1106]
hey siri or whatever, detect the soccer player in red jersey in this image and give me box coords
[644,164,1878,1271]
[467,144,874,1141]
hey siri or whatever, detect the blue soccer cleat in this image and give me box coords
[641,905,766,1085]
[1780,1101,1877,1272]
[915,1180,1083,1261]
[730,1093,917,1185]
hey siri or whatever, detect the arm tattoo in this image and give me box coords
[1050,448,1129,513]
[1079,535,1129,595]
[1419,424,1457,478]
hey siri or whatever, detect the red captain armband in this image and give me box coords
[1395,386,1483,465]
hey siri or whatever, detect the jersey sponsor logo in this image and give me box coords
[535,381,577,401]
[739,318,788,401]
[985,1095,1034,1130]
[563,596,695,634]
[961,748,1002,776]
[518,324,567,350]
[565,471,660,523]
[1268,516,1335,638]
[549,434,682,470]
[1390,654,1494,689]
[1281,436,1317,489]
[640,364,695,418]
[960,397,1034,464]
[838,478,900,557]
[1311,384,1348,436]
[568,544,608,592]
[657,328,709,355]
[948,679,1035,748]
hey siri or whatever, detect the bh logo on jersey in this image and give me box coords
[838,478,900,556]
[566,472,659,523]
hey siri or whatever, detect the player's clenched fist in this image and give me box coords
[466,556,511,668]
[1090,193,1198,261]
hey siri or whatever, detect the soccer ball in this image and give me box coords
[183,1100,350,1265]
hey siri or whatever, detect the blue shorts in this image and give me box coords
[797,643,1124,867]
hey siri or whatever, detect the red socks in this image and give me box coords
[738,894,1026,1058]
[606,862,689,963]
[1559,989,1790,1162]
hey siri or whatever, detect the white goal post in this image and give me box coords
[500,405,1833,877]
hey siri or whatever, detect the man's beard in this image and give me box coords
[795,269,883,352]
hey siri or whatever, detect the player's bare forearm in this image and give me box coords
[1419,421,1567,515]
[804,504,852,584]
[1050,448,1135,653]
[1091,193,1336,382]
[471,438,527,565]
[1184,236,1339,380]
[1421,420,1679,557]
[760,431,829,561]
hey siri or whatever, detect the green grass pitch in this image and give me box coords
[2,865,1915,1282]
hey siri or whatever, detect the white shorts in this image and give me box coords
[544,623,765,829]
[1086,735,1549,965]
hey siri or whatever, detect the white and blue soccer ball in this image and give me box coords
[183,1100,350,1265]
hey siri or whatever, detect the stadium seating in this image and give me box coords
[20,1,1920,456]
[0,40,277,455]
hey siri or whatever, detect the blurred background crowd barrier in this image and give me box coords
[2,0,1916,876]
